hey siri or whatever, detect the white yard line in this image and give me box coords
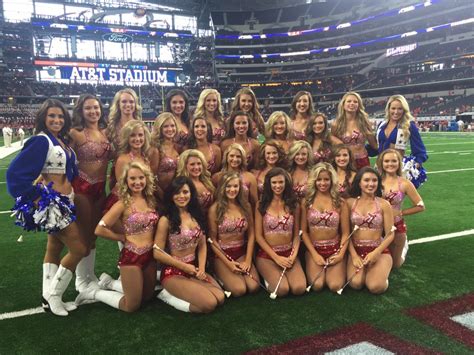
[0,307,45,320]
[428,168,474,174]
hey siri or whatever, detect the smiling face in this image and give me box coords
[389,99,404,122]
[186,156,203,178]
[312,115,326,135]
[335,148,350,169]
[119,93,136,116]
[316,170,331,193]
[228,149,243,169]
[343,94,359,114]
[127,167,146,194]
[173,183,191,208]
[359,172,379,195]
[296,94,310,114]
[193,118,208,140]
[270,174,285,196]
[204,93,218,113]
[273,116,287,136]
[170,95,185,117]
[264,145,279,166]
[128,127,145,150]
[225,177,240,200]
[83,98,101,125]
[161,118,177,139]
[294,147,309,166]
[239,94,253,113]
[233,115,249,136]
[382,152,400,174]
[45,107,65,137]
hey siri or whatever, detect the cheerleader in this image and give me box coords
[154,176,225,313]
[301,163,350,292]
[377,95,428,188]
[264,111,293,153]
[220,111,260,170]
[212,143,258,207]
[69,94,111,292]
[252,140,287,197]
[288,140,314,201]
[305,112,341,163]
[347,167,394,294]
[230,87,265,136]
[164,89,190,151]
[76,162,157,312]
[377,149,425,268]
[290,91,315,141]
[194,89,226,145]
[331,92,378,170]
[255,168,306,297]
[332,144,357,199]
[185,117,222,174]
[176,149,215,214]
[208,172,260,296]
[7,99,86,316]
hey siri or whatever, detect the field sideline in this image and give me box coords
[0,132,473,353]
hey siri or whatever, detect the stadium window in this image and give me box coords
[3,0,33,22]
[131,43,149,62]
[103,41,124,61]
[121,12,147,26]
[75,39,96,60]
[35,2,64,18]
[174,15,197,34]
[158,44,174,63]
[47,37,69,58]
[65,6,92,21]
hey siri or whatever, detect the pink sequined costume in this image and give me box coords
[308,207,341,259]
[341,130,369,169]
[198,190,214,213]
[160,226,203,283]
[313,147,332,164]
[212,127,226,146]
[293,173,308,201]
[383,178,406,234]
[217,216,248,260]
[257,213,294,259]
[118,205,159,269]
[350,198,390,257]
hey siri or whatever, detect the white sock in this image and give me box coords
[95,289,123,309]
[157,289,190,312]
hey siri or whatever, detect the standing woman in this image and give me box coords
[208,172,260,296]
[252,140,287,197]
[149,112,180,194]
[290,91,315,141]
[176,149,215,214]
[70,94,111,292]
[154,176,225,313]
[7,99,86,316]
[301,163,350,292]
[288,140,314,201]
[347,167,394,294]
[377,149,425,268]
[331,92,377,170]
[106,88,142,191]
[77,162,158,312]
[332,144,357,199]
[264,111,293,153]
[306,112,341,163]
[194,88,226,145]
[164,89,190,151]
[212,143,258,207]
[377,95,428,188]
[220,111,260,170]
[104,120,151,214]
[255,168,306,297]
[230,87,265,137]
[186,117,222,174]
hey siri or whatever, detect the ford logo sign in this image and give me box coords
[102,33,133,43]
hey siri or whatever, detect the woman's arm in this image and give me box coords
[289,204,301,264]
[195,232,208,280]
[95,201,126,242]
[242,211,256,272]
[329,200,350,265]
[364,199,394,265]
[401,178,425,217]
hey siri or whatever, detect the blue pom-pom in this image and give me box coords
[402,155,427,189]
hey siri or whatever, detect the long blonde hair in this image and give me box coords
[384,94,413,140]
[176,149,215,194]
[265,111,292,141]
[117,120,151,156]
[305,162,341,209]
[288,140,314,172]
[333,91,372,138]
[215,172,251,224]
[221,143,248,172]
[118,161,156,210]
[151,112,177,152]
[194,89,224,124]
[106,88,142,150]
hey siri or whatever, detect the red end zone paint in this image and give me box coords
[246,323,439,354]
[407,293,474,349]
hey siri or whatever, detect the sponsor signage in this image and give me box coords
[102,33,133,43]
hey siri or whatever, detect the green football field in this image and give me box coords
[0,132,473,353]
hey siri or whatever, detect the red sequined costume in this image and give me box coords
[257,212,294,259]
[383,177,407,234]
[216,216,249,260]
[341,130,369,170]
[307,207,341,259]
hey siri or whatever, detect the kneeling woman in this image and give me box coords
[154,176,225,313]
[208,172,260,296]
[77,162,158,312]
[301,163,350,292]
[255,168,306,297]
[347,167,395,294]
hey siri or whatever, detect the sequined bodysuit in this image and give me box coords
[383,178,404,223]
[308,207,339,230]
[76,129,111,183]
[123,204,159,236]
[263,212,294,237]
[351,198,383,231]
[218,215,248,250]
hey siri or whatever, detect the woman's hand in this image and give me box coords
[183,263,197,276]
[274,255,293,269]
[328,253,343,266]
[195,267,207,281]
[363,250,381,266]
[239,260,251,273]
[226,260,243,274]
[312,252,327,267]
[351,254,364,269]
